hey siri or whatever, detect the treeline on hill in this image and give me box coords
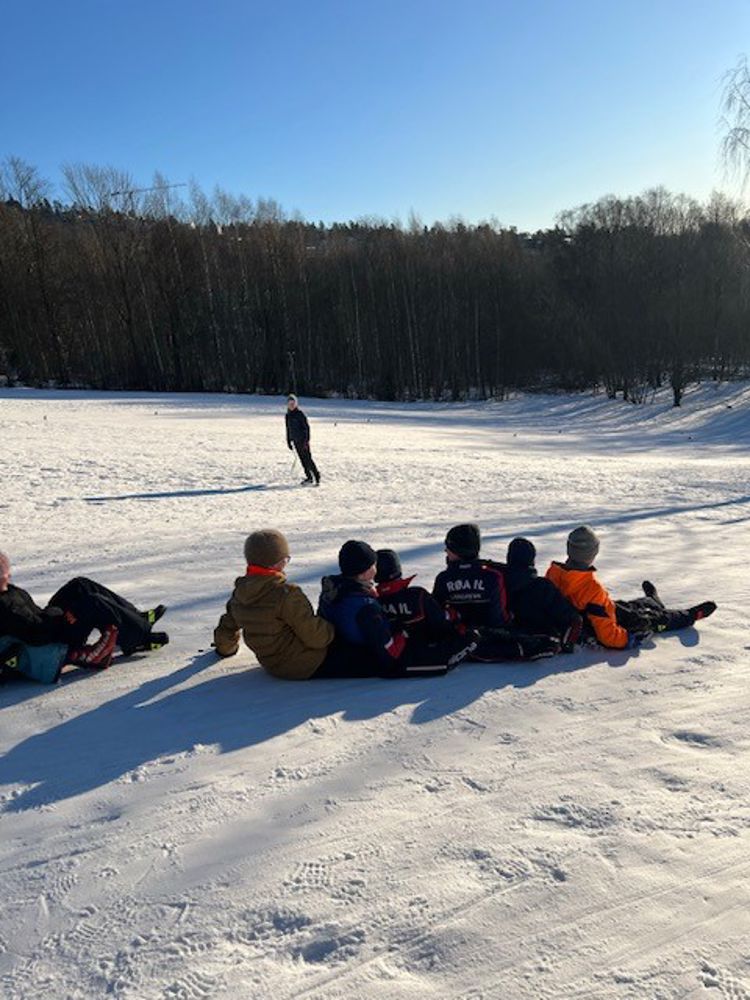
[1,157,749,404]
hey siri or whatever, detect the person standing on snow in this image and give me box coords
[285,394,320,486]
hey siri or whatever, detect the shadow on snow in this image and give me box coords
[83,483,296,503]
[0,631,699,813]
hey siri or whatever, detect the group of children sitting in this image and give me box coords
[213,523,717,680]
[0,525,716,686]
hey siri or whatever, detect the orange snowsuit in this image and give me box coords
[545,562,629,649]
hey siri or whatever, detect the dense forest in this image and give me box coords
[1,157,749,405]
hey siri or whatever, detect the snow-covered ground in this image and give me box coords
[1,382,748,999]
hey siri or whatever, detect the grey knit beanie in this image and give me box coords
[244,529,290,567]
[566,525,600,567]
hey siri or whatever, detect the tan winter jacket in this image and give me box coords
[214,571,334,680]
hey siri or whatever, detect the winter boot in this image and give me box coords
[641,580,665,607]
[128,631,170,653]
[69,625,119,670]
[300,478,313,486]
[0,642,23,681]
[142,604,167,627]
[687,601,717,623]
[519,635,561,661]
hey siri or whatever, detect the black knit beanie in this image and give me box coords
[375,549,402,584]
[445,523,481,560]
[507,537,536,568]
[339,539,377,576]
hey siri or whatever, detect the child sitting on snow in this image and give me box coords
[375,548,458,642]
[545,525,716,650]
[503,537,582,651]
[213,529,335,679]
[0,550,168,683]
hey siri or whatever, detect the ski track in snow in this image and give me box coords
[0,383,749,999]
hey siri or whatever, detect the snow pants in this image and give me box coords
[470,631,524,662]
[311,633,463,679]
[470,626,560,662]
[293,441,320,483]
[47,577,152,653]
[615,596,691,634]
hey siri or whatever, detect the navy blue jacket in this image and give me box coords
[318,575,406,666]
[503,563,580,635]
[432,559,510,629]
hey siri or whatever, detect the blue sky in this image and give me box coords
[2,0,748,230]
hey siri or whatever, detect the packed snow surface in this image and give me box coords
[1,383,749,999]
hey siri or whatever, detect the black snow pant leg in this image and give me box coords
[658,608,693,630]
[401,634,469,670]
[312,638,447,678]
[615,597,692,633]
[47,577,151,652]
[312,639,389,678]
[470,630,523,663]
[294,442,320,482]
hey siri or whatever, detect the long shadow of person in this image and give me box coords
[407,642,643,726]
[0,651,420,811]
[0,634,691,813]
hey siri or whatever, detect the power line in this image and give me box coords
[108,182,187,198]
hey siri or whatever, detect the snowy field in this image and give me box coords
[1,382,749,1000]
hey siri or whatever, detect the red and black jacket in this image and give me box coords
[376,577,456,642]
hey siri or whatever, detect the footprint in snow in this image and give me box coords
[532,800,619,830]
[163,969,221,999]
[290,924,366,964]
[284,859,332,892]
[663,730,725,750]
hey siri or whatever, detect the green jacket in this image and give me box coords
[214,571,334,680]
